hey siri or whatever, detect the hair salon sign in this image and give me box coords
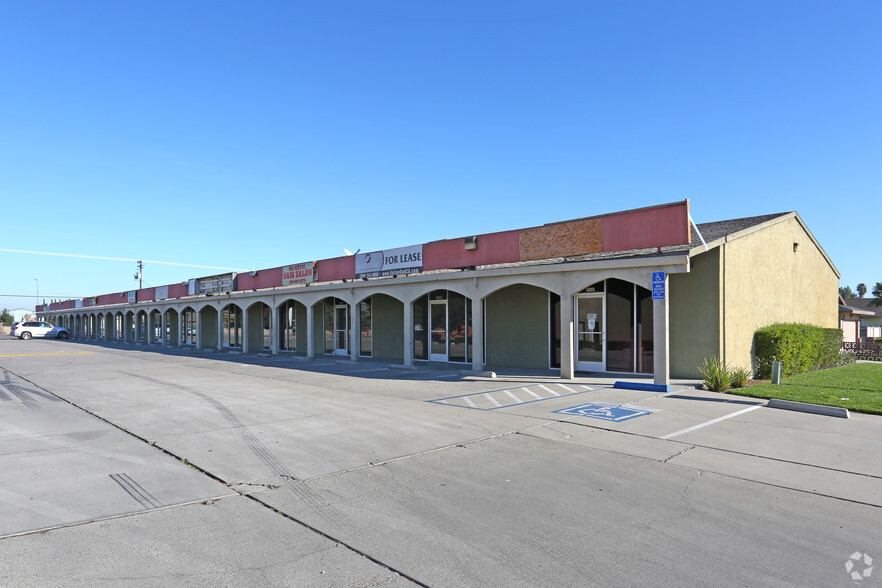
[356,245,423,278]
[282,262,314,286]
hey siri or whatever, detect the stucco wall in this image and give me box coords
[200,308,218,348]
[246,304,263,351]
[370,294,404,361]
[485,284,549,369]
[670,248,722,379]
[295,302,308,353]
[722,216,838,374]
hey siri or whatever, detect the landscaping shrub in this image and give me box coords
[729,366,751,389]
[699,356,732,392]
[753,323,849,378]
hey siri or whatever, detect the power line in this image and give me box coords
[0,248,249,272]
[0,293,86,298]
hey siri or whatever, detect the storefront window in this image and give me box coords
[182,309,196,345]
[278,301,296,351]
[359,298,372,357]
[222,305,242,348]
[262,305,271,350]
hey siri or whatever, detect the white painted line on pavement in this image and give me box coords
[464,396,477,408]
[538,384,560,396]
[522,387,543,400]
[483,393,502,407]
[557,384,577,393]
[503,390,524,403]
[660,405,763,440]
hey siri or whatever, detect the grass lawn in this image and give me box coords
[733,363,882,415]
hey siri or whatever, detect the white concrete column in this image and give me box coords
[160,312,168,347]
[403,300,414,368]
[653,276,670,386]
[560,293,575,380]
[177,311,184,347]
[471,297,483,371]
[242,308,250,353]
[147,312,155,344]
[270,304,279,356]
[217,308,224,351]
[350,301,360,363]
[306,303,315,359]
[195,311,203,349]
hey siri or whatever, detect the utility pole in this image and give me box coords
[135,260,143,289]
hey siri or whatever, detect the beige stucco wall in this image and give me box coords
[485,284,550,369]
[721,216,839,374]
[669,247,722,379]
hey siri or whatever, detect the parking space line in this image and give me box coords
[538,384,560,396]
[522,387,543,400]
[660,405,763,440]
[503,390,523,403]
[483,393,502,407]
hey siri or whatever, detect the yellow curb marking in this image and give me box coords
[0,352,94,357]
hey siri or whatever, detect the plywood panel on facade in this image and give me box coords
[519,217,603,262]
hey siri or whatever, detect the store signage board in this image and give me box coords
[356,245,423,278]
[282,262,314,286]
[155,285,169,300]
[128,291,136,303]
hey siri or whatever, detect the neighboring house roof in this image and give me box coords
[842,297,882,317]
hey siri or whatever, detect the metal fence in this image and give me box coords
[843,340,882,361]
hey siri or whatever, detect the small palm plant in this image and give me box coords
[699,356,732,392]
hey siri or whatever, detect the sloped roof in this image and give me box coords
[843,297,882,317]
[693,213,791,243]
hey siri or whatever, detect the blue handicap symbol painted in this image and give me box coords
[554,402,658,422]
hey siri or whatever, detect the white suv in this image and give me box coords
[11,321,70,340]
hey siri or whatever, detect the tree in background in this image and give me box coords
[0,309,13,325]
[857,283,868,298]
[840,285,855,299]
[872,282,882,307]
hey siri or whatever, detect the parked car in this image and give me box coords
[11,321,70,340]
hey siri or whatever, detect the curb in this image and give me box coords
[767,398,850,419]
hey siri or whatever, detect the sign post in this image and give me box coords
[652,271,666,300]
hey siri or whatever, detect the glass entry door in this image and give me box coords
[429,300,448,361]
[575,294,605,371]
[334,302,349,355]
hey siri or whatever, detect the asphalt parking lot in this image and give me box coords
[1,337,880,586]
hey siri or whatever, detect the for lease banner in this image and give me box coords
[282,262,314,286]
[356,245,423,278]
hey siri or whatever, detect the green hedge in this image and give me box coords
[753,323,853,378]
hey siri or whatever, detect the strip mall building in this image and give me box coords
[37,201,839,383]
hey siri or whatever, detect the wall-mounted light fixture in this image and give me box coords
[464,236,478,250]
[249,271,258,277]
[793,242,799,252]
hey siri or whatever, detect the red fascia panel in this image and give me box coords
[136,287,156,302]
[601,201,691,252]
[423,230,521,271]
[237,267,284,290]
[97,292,128,306]
[168,283,189,298]
[316,256,355,282]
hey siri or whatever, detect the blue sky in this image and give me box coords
[2,1,879,312]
